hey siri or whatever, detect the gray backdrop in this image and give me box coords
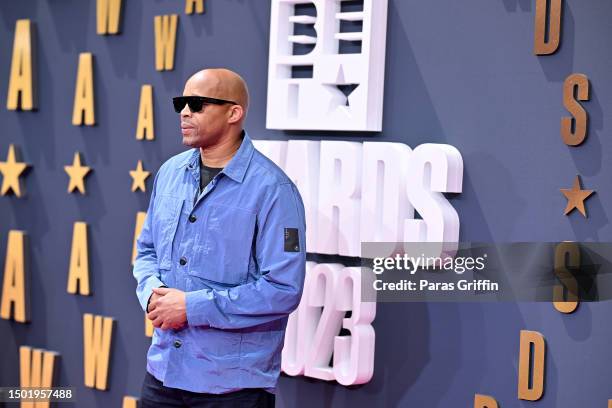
[1,0,611,406]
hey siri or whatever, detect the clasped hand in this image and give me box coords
[147,287,187,330]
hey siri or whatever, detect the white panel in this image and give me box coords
[404,143,463,256]
[267,0,389,131]
[360,142,414,245]
[316,141,362,256]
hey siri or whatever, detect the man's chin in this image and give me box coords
[182,135,197,148]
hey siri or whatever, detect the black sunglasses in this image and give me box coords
[172,96,238,113]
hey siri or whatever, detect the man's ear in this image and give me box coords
[228,105,244,124]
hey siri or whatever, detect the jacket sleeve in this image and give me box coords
[185,182,307,329]
[133,170,166,312]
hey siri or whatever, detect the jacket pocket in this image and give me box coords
[152,194,183,270]
[193,204,256,285]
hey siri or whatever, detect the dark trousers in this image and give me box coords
[140,372,276,408]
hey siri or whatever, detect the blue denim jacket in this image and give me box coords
[132,132,306,394]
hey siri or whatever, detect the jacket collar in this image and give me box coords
[178,130,254,183]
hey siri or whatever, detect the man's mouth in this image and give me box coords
[181,124,194,135]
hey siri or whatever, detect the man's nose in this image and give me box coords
[181,104,191,118]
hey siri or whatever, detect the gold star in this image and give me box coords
[64,152,91,194]
[561,175,594,217]
[0,144,29,197]
[129,160,150,192]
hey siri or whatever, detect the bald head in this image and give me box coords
[179,68,249,149]
[185,68,249,112]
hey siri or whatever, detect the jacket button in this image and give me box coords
[179,257,187,266]
[174,340,182,348]
[189,214,197,223]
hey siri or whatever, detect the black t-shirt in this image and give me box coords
[198,157,223,197]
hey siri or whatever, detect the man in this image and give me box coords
[133,68,306,407]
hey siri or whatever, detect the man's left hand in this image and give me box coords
[147,287,187,330]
